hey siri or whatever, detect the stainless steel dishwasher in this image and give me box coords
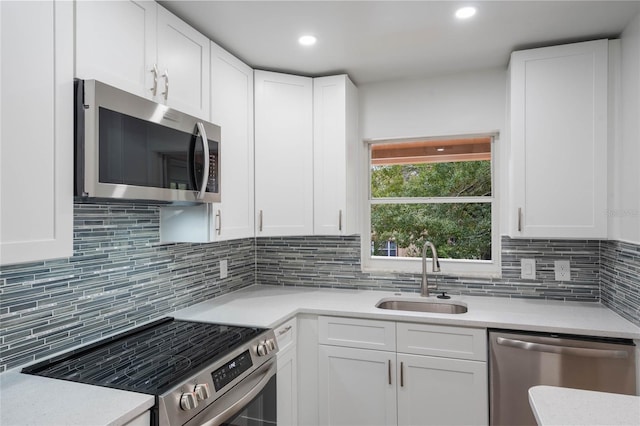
[489,329,636,426]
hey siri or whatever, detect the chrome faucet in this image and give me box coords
[421,241,441,297]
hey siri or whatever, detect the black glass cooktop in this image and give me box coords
[22,318,265,395]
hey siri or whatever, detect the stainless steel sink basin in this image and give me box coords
[376,299,468,314]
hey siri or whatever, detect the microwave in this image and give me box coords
[74,79,220,204]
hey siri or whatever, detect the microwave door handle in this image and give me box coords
[196,122,210,200]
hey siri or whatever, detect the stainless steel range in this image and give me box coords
[22,318,279,426]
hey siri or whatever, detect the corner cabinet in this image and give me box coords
[254,71,314,236]
[313,76,360,235]
[317,317,488,426]
[508,40,608,238]
[75,0,210,119]
[0,0,74,265]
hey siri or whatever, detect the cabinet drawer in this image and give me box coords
[319,316,396,351]
[275,317,297,352]
[397,323,486,361]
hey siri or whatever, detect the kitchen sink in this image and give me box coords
[376,298,468,314]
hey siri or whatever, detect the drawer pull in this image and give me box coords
[388,360,392,385]
[278,325,292,336]
[400,361,404,387]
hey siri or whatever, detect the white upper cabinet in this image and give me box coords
[75,0,156,100]
[1,0,73,265]
[254,70,314,236]
[210,41,254,240]
[75,1,209,119]
[508,39,608,238]
[313,75,359,235]
[155,5,210,118]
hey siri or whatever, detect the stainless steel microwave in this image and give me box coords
[74,79,220,204]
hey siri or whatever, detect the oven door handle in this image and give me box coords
[187,358,277,426]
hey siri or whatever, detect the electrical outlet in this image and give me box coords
[521,258,536,279]
[554,260,571,281]
[220,260,228,279]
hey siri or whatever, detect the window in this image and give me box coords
[372,240,398,257]
[365,134,500,276]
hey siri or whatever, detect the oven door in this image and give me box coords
[185,359,277,426]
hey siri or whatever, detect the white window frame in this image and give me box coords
[361,133,501,278]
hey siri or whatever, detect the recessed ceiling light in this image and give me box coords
[455,6,477,19]
[436,147,446,152]
[298,35,317,46]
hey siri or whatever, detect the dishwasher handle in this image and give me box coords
[496,336,630,359]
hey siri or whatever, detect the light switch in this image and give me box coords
[220,260,228,279]
[521,258,536,279]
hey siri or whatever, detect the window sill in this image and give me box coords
[362,256,502,279]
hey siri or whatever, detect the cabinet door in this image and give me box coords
[397,353,488,426]
[255,71,313,236]
[211,42,254,240]
[313,75,359,235]
[75,0,156,99]
[509,40,608,238]
[156,5,210,119]
[318,345,397,426]
[277,345,298,426]
[0,0,73,265]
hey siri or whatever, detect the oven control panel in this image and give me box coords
[211,350,253,391]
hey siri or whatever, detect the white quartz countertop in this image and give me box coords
[0,370,154,426]
[173,285,640,339]
[2,284,638,426]
[529,385,640,425]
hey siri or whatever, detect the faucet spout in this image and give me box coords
[421,241,440,297]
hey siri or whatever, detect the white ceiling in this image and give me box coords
[159,1,640,85]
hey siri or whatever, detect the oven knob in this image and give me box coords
[180,391,199,411]
[194,383,211,401]
[266,338,276,352]
[257,342,268,356]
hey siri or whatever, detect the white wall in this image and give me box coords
[609,13,640,244]
[358,68,506,140]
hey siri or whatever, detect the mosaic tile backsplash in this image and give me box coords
[0,203,255,372]
[256,236,602,300]
[1,202,639,372]
[601,240,640,326]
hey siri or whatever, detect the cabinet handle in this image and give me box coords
[150,64,159,96]
[518,207,522,232]
[338,210,343,232]
[215,209,221,235]
[259,210,263,232]
[400,361,404,387]
[278,325,292,336]
[388,360,392,385]
[161,69,169,100]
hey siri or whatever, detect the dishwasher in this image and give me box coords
[489,329,636,426]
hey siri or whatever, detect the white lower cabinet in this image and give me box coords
[397,353,488,426]
[276,318,298,426]
[316,316,488,426]
[319,345,397,426]
[277,346,298,426]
